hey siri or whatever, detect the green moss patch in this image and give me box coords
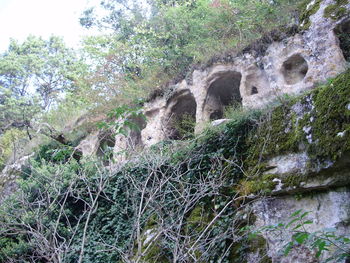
[306,69,350,161]
[242,69,350,194]
[324,0,349,20]
[185,204,214,234]
[335,19,350,62]
[141,242,170,263]
[298,0,322,30]
[253,69,349,163]
[245,103,301,175]
[240,174,279,195]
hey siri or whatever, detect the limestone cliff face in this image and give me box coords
[250,188,350,262]
[76,0,349,156]
[75,1,350,261]
[1,1,349,262]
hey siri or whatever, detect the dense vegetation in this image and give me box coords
[2,0,349,262]
[0,0,302,169]
[1,68,350,262]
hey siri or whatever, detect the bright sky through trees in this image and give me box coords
[0,0,100,52]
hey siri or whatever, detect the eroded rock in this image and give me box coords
[251,188,350,262]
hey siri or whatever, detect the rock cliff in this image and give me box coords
[1,0,350,262]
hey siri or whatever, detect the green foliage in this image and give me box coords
[34,141,78,164]
[81,0,302,104]
[41,92,90,134]
[323,0,349,20]
[3,2,348,262]
[0,160,82,261]
[98,103,146,137]
[172,113,196,140]
[0,36,87,137]
[298,0,322,30]
[260,210,350,262]
[0,107,261,262]
[0,85,41,135]
[0,129,26,170]
[2,69,350,261]
[0,36,86,109]
[0,237,32,262]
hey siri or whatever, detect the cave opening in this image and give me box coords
[335,19,350,62]
[204,71,242,121]
[244,72,262,97]
[96,133,116,165]
[251,86,258,95]
[166,92,197,140]
[127,116,147,150]
[281,54,308,85]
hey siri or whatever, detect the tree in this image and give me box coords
[80,0,301,107]
[0,36,87,136]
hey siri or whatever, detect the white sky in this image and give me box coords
[0,0,101,52]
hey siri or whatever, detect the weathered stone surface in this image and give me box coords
[76,131,101,156]
[251,187,350,263]
[258,150,350,195]
[211,118,231,127]
[0,153,33,203]
[264,152,310,177]
[72,0,349,152]
[139,0,349,147]
[0,153,33,181]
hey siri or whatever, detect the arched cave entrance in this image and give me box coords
[281,54,308,85]
[127,116,147,150]
[204,71,242,121]
[334,19,350,62]
[165,91,197,140]
[96,133,116,165]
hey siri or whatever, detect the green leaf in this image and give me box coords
[284,242,293,256]
[293,232,309,245]
[300,211,310,219]
[291,209,302,217]
[286,218,299,229]
[303,220,313,225]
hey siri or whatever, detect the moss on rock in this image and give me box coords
[305,69,350,162]
[239,174,278,195]
[242,69,350,194]
[324,0,349,20]
[141,242,170,263]
[228,234,272,263]
[185,204,214,234]
[258,69,349,163]
[298,0,322,30]
[248,235,272,263]
[245,104,301,176]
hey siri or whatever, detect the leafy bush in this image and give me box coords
[257,210,350,262]
[0,108,261,262]
[0,129,26,170]
[81,0,303,106]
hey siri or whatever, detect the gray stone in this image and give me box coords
[251,188,350,262]
[211,119,231,127]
